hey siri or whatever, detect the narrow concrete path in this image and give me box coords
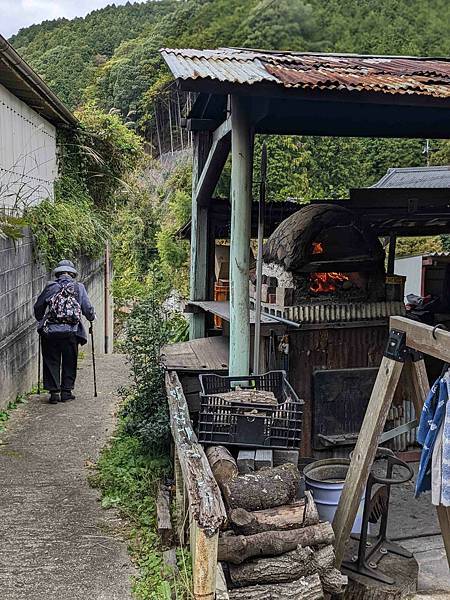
[0,354,134,600]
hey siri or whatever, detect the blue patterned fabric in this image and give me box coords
[441,375,450,506]
[415,376,449,497]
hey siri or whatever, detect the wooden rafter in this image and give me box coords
[195,117,231,207]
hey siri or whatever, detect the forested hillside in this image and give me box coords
[12,0,449,119]
[10,0,450,299]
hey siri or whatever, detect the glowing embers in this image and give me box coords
[309,241,350,293]
[310,271,350,294]
[312,241,324,255]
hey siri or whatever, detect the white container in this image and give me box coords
[304,458,366,534]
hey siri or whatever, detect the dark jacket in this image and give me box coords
[34,274,95,345]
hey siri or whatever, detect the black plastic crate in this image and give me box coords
[198,371,303,449]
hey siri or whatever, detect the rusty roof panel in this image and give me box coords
[161,48,450,98]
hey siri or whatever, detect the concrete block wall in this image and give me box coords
[0,232,113,409]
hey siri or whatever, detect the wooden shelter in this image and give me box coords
[161,47,450,598]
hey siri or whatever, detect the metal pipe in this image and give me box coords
[104,241,111,354]
[253,142,267,374]
[229,96,253,376]
[263,312,302,329]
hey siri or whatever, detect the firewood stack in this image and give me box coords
[206,446,347,599]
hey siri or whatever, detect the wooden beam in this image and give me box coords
[390,316,450,363]
[190,131,212,339]
[332,355,404,566]
[195,118,231,207]
[216,563,230,599]
[191,520,219,600]
[165,371,227,535]
[229,96,254,376]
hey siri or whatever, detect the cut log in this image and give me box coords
[218,522,335,564]
[321,568,347,595]
[224,463,301,511]
[157,485,173,548]
[206,445,239,488]
[228,573,324,600]
[229,544,314,586]
[229,492,319,535]
[228,544,337,587]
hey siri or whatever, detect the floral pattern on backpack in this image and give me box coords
[44,281,82,332]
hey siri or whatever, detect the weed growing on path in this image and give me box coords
[0,393,28,433]
[93,292,192,598]
[93,423,192,599]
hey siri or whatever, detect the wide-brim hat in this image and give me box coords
[53,259,78,276]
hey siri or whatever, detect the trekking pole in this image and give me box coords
[89,324,98,398]
[37,335,41,395]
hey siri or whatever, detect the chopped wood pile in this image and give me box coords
[206,446,347,599]
[213,389,278,406]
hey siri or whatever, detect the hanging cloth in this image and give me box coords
[431,421,444,505]
[441,371,450,506]
[415,372,449,497]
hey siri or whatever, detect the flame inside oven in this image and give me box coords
[310,272,350,293]
[309,241,350,293]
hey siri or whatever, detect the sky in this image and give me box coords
[1,0,147,38]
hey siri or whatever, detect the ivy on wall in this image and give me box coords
[25,103,144,269]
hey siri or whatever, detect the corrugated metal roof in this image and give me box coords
[161,48,450,98]
[0,34,77,127]
[373,166,450,188]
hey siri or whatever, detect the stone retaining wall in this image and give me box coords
[0,231,112,409]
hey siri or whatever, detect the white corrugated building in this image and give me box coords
[0,35,112,408]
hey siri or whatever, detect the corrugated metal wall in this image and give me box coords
[0,82,57,208]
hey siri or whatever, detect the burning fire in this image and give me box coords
[309,241,349,293]
[310,272,349,293]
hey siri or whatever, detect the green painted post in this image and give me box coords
[229,96,254,376]
[190,131,211,340]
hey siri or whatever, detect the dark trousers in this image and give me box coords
[41,334,78,392]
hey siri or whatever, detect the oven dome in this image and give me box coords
[263,204,384,273]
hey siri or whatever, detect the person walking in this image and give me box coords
[34,260,96,404]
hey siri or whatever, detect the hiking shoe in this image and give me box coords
[60,391,75,402]
[49,392,60,404]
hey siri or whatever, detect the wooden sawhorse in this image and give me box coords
[333,316,450,568]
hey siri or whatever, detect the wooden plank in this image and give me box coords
[191,519,219,600]
[273,449,299,467]
[216,563,229,600]
[166,371,227,535]
[237,449,255,474]
[390,316,450,363]
[174,450,187,544]
[156,484,173,548]
[332,355,404,566]
[255,449,273,470]
[163,548,179,576]
[161,336,229,372]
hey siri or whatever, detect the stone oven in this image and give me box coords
[251,204,408,457]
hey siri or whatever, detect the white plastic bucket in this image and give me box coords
[304,458,366,534]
